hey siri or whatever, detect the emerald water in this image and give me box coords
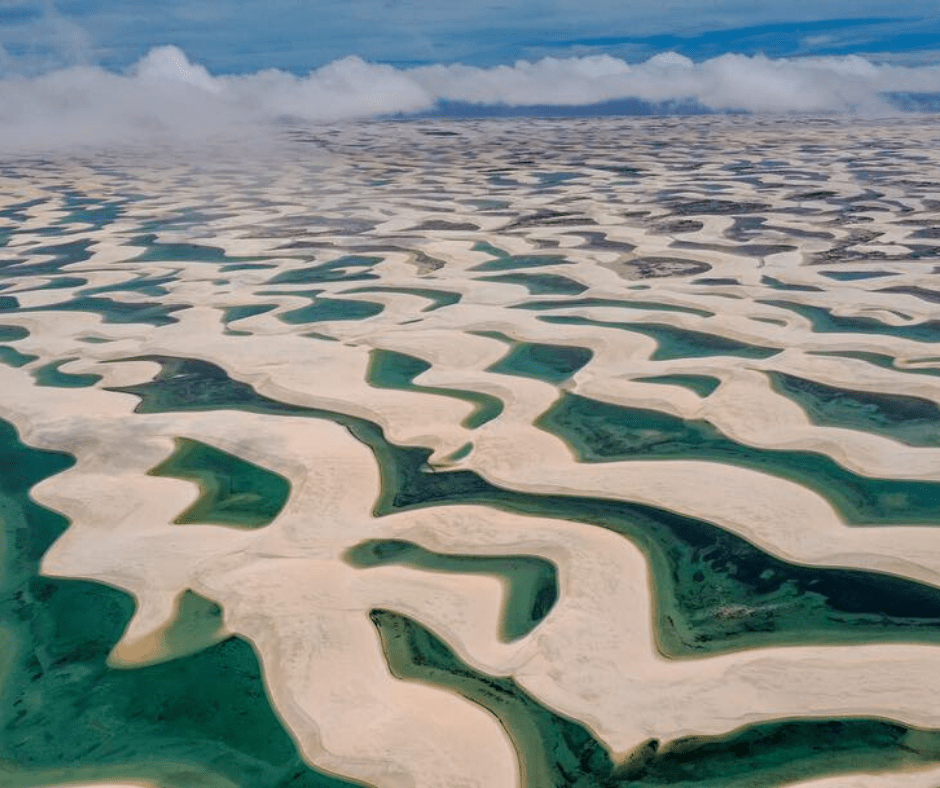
[149,437,291,528]
[266,256,382,285]
[341,286,461,311]
[634,374,722,397]
[809,349,940,378]
[761,300,940,343]
[514,297,713,318]
[539,392,940,525]
[0,346,38,367]
[0,418,361,788]
[470,242,572,272]
[108,357,940,657]
[367,348,503,428]
[279,293,384,324]
[477,272,587,295]
[372,610,940,788]
[541,315,781,360]
[346,540,557,641]
[768,370,940,446]
[33,358,102,388]
[487,341,593,384]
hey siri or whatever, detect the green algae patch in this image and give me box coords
[347,539,557,641]
[149,438,290,528]
[634,374,722,398]
[368,348,503,428]
[488,341,592,384]
[33,357,102,388]
[538,392,940,526]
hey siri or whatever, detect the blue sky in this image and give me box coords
[2,0,940,74]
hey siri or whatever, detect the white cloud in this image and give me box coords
[1,45,939,151]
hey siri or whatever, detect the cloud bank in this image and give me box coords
[2,45,940,151]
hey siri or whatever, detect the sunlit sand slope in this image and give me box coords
[2,115,940,788]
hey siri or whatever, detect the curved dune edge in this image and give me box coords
[3,120,940,787]
[5,351,940,775]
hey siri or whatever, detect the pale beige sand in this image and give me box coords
[4,117,940,786]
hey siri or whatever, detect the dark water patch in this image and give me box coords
[56,194,123,230]
[513,297,712,318]
[0,418,362,788]
[808,349,940,378]
[0,295,19,312]
[654,220,704,233]
[0,239,93,277]
[767,371,940,446]
[128,234,261,266]
[221,303,278,335]
[0,197,47,222]
[606,257,711,279]
[28,275,88,291]
[81,272,178,299]
[477,272,587,296]
[371,609,615,787]
[107,357,940,656]
[488,341,592,385]
[446,441,473,461]
[573,232,636,252]
[538,392,940,525]
[348,540,557,641]
[267,256,383,285]
[761,300,940,343]
[471,253,572,272]
[149,437,291,528]
[342,285,461,311]
[372,611,940,788]
[412,220,479,231]
[0,346,37,367]
[692,278,739,286]
[279,294,384,324]
[368,349,503,428]
[760,276,822,292]
[635,374,721,398]
[820,270,896,281]
[664,199,769,215]
[879,285,940,304]
[20,296,187,327]
[220,262,277,272]
[33,358,101,388]
[0,325,27,342]
[674,242,797,258]
[541,315,781,361]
